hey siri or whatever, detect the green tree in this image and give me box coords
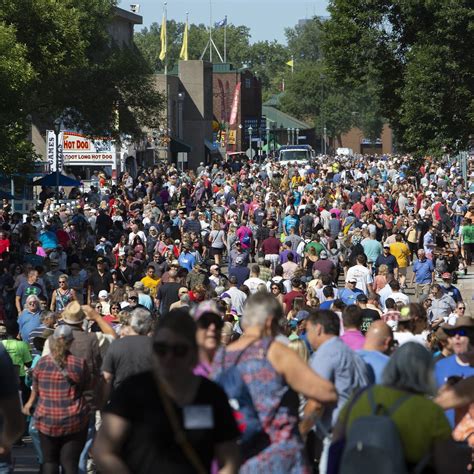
[322,0,474,154]
[285,17,324,63]
[0,22,37,174]
[246,40,288,96]
[0,0,163,174]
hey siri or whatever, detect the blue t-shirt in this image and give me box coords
[357,349,390,384]
[310,337,370,432]
[435,355,474,427]
[339,287,364,306]
[413,258,434,284]
[283,215,299,234]
[441,285,463,303]
[18,311,42,343]
[38,230,58,250]
[178,252,196,272]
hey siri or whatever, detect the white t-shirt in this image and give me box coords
[346,264,373,294]
[243,277,266,294]
[387,291,410,306]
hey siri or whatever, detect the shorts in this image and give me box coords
[210,247,224,256]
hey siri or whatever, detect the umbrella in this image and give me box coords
[33,172,81,187]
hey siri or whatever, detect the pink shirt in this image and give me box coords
[340,329,365,350]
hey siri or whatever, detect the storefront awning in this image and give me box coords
[170,137,192,153]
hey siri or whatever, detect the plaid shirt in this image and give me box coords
[32,354,91,436]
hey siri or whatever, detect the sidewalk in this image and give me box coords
[12,437,38,473]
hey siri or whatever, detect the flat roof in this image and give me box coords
[113,6,143,25]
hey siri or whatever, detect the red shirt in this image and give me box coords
[351,202,365,219]
[0,238,10,255]
[261,237,281,255]
[283,290,304,314]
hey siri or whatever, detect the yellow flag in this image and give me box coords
[286,59,294,68]
[180,20,188,61]
[159,13,167,61]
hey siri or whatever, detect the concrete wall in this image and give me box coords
[179,61,213,168]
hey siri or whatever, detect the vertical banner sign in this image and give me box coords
[47,131,64,172]
[229,82,241,126]
[46,130,56,172]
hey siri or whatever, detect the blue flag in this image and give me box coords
[214,17,227,28]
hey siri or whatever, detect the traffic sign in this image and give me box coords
[246,148,256,159]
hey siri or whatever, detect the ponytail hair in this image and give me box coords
[50,337,71,368]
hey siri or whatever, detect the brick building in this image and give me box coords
[212,64,262,152]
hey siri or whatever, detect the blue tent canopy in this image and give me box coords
[33,172,81,187]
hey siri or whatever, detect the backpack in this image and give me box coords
[339,387,426,474]
[241,231,251,246]
[214,340,271,455]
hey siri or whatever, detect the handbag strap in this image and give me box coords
[49,355,77,386]
[156,379,207,474]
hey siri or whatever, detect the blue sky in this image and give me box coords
[119,0,329,43]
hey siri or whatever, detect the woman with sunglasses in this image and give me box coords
[93,309,240,473]
[269,281,285,307]
[50,274,77,313]
[193,301,225,378]
[446,302,468,326]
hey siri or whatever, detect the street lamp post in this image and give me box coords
[323,126,327,155]
[287,127,291,145]
[53,119,62,206]
[248,126,253,159]
[177,91,185,172]
[296,128,300,143]
[266,126,270,157]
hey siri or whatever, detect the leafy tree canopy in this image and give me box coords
[0,0,163,175]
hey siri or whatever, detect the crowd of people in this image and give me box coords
[0,151,474,473]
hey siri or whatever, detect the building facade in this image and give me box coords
[212,64,262,152]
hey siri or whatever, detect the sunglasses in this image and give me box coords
[197,313,224,330]
[59,281,66,284]
[271,286,280,291]
[458,307,466,311]
[129,296,138,301]
[111,306,120,310]
[153,342,190,358]
[445,328,472,337]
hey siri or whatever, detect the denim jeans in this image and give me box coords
[29,417,43,464]
[78,414,96,474]
[0,460,12,474]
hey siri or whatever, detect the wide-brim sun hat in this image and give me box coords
[61,301,86,325]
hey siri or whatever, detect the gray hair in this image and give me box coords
[241,293,283,329]
[382,342,436,396]
[26,295,40,305]
[129,307,153,335]
[41,311,57,324]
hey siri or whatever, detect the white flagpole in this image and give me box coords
[224,16,227,63]
[209,0,213,62]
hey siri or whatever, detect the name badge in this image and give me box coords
[183,405,214,430]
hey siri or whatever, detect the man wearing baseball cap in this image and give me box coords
[435,317,474,427]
